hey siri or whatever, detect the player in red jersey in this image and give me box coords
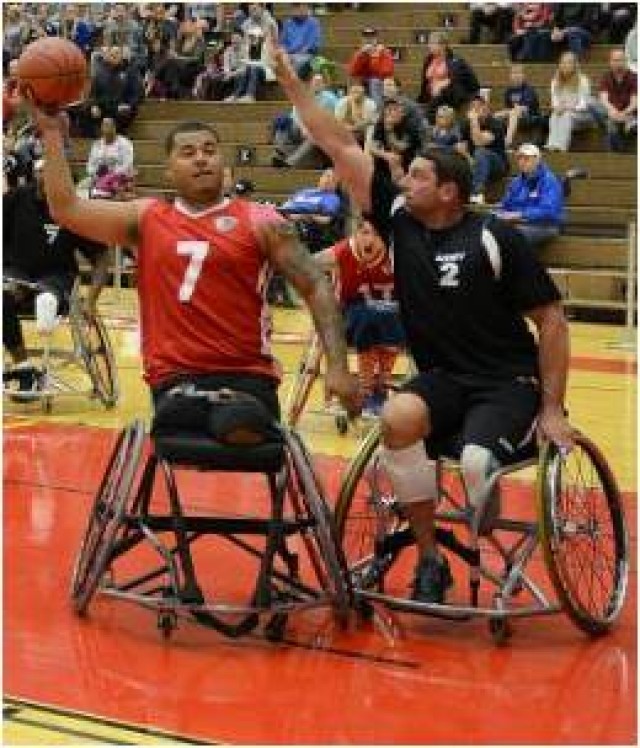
[31,108,360,421]
[315,218,405,416]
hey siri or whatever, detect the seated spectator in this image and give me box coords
[626,22,637,72]
[142,4,177,75]
[508,3,553,62]
[468,3,514,45]
[493,143,564,249]
[3,59,22,133]
[4,5,29,61]
[494,63,547,148]
[152,20,206,98]
[368,96,425,176]
[550,4,595,60]
[347,27,395,109]
[225,24,274,102]
[192,43,227,101]
[590,48,637,152]
[382,77,429,142]
[81,46,143,137]
[334,82,378,148]
[279,3,322,79]
[63,4,95,56]
[417,31,480,124]
[240,3,279,39]
[86,117,135,198]
[279,167,350,254]
[272,72,338,167]
[314,218,405,417]
[602,3,637,44]
[458,94,509,203]
[545,51,595,152]
[429,105,463,151]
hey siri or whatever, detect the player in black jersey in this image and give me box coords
[273,41,575,605]
[3,160,109,398]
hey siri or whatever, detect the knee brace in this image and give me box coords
[35,291,58,334]
[460,444,500,509]
[381,441,438,505]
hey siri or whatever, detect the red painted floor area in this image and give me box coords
[4,424,638,744]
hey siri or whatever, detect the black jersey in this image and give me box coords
[3,183,105,279]
[365,158,561,386]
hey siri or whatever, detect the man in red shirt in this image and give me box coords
[31,108,360,422]
[348,27,395,109]
[592,47,637,151]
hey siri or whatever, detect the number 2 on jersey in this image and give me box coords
[177,240,209,302]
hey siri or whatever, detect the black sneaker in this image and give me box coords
[412,551,453,604]
[4,365,44,402]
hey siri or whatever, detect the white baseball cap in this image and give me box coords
[516,143,541,158]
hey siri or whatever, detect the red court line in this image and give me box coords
[570,355,637,376]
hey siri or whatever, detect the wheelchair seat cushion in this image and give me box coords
[151,386,284,472]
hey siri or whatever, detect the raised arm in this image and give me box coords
[270,40,374,212]
[34,107,152,251]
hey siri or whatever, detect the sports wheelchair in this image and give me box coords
[70,390,352,641]
[335,424,629,643]
[3,276,118,411]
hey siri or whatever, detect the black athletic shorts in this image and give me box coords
[151,372,281,421]
[401,370,540,464]
[4,267,75,315]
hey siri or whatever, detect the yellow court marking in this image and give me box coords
[3,698,213,745]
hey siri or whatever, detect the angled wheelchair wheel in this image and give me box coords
[537,433,629,636]
[72,305,119,408]
[70,421,146,615]
[284,332,322,428]
[335,425,405,591]
[285,430,352,622]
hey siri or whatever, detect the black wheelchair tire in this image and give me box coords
[72,308,119,408]
[537,433,629,636]
[70,421,145,615]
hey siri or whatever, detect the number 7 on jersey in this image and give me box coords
[177,240,210,302]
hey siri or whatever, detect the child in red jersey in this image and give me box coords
[315,218,405,415]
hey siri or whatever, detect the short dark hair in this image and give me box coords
[165,121,220,155]
[420,148,473,204]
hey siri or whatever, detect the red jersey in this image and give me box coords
[137,198,282,387]
[331,238,396,305]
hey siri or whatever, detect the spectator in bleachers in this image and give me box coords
[549,5,595,60]
[279,3,322,79]
[142,4,178,73]
[417,31,480,124]
[494,63,546,148]
[591,47,637,152]
[59,4,96,56]
[280,167,350,254]
[382,77,429,143]
[468,3,514,45]
[85,117,135,198]
[347,27,395,109]
[240,3,279,40]
[4,5,29,61]
[225,23,275,102]
[151,20,206,98]
[368,95,425,177]
[219,31,248,99]
[104,4,142,53]
[508,3,553,62]
[545,51,595,152]
[602,3,637,44]
[493,143,564,249]
[192,42,228,100]
[272,71,338,166]
[334,82,378,148]
[81,46,143,137]
[625,22,637,72]
[458,94,509,204]
[429,105,463,152]
[3,59,22,132]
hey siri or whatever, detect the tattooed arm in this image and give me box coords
[258,218,361,415]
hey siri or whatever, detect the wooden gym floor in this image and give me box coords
[3,290,637,744]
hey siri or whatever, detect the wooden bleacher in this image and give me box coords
[72,3,637,322]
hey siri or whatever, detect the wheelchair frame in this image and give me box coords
[335,424,629,643]
[3,277,119,411]
[70,419,352,641]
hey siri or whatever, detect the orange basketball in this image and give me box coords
[17,37,87,110]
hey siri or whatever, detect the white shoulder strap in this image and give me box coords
[481,224,502,281]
